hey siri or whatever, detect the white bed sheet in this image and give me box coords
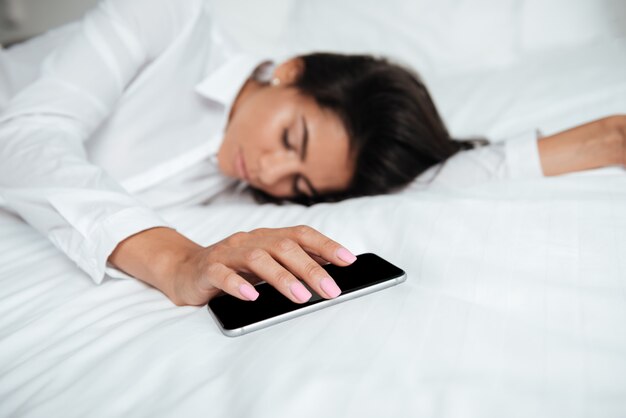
[1,8,626,418]
[2,172,626,418]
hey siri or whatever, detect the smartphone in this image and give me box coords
[207,253,406,337]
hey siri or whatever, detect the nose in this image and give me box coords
[256,150,301,186]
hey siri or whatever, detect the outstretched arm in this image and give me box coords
[0,0,198,284]
[538,115,625,176]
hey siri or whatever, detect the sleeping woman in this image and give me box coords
[0,0,624,307]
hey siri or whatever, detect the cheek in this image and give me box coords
[219,89,296,178]
[231,105,285,151]
[220,114,269,175]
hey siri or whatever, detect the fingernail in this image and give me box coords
[289,281,312,303]
[336,247,357,264]
[320,277,341,298]
[239,283,259,301]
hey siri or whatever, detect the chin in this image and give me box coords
[215,149,233,178]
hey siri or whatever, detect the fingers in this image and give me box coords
[199,262,259,302]
[267,237,342,300]
[239,229,354,302]
[200,226,357,305]
[309,254,328,265]
[224,247,314,304]
[249,225,356,266]
[285,225,357,266]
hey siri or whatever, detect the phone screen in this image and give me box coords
[208,253,405,332]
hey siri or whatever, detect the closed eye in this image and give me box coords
[283,129,304,196]
[282,125,318,198]
[282,128,293,151]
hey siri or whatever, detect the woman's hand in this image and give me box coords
[538,114,626,176]
[108,226,357,306]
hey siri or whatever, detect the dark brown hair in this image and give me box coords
[250,53,480,205]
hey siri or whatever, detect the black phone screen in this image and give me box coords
[208,253,405,331]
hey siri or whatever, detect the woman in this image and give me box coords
[0,0,624,307]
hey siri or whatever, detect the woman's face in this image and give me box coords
[217,61,354,199]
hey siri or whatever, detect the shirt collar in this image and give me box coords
[194,53,271,112]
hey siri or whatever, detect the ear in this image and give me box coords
[272,57,304,86]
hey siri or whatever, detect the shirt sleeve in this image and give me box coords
[0,0,200,284]
[409,129,544,190]
[503,129,544,180]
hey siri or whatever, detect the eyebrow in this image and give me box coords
[298,116,319,197]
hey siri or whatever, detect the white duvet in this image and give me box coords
[1,1,626,417]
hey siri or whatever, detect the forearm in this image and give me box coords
[538,115,625,176]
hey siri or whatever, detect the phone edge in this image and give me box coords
[216,272,407,337]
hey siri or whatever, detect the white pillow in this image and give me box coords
[277,0,626,76]
[281,0,522,76]
[210,0,293,57]
[519,0,626,52]
[425,38,626,140]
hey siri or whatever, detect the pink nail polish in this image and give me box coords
[320,277,341,298]
[289,281,312,303]
[239,283,259,301]
[337,247,357,264]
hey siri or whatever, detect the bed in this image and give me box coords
[1,1,626,417]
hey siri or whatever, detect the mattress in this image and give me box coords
[1,2,626,417]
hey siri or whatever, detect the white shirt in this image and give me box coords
[0,0,263,284]
[0,0,543,286]
[414,131,543,190]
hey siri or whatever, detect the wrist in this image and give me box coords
[108,227,203,298]
[605,115,626,167]
[538,116,626,176]
[590,115,626,168]
[580,126,623,170]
